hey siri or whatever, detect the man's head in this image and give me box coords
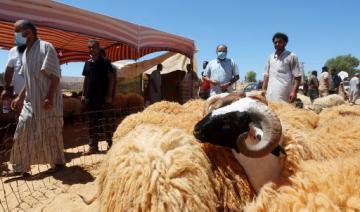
[157,64,163,72]
[312,70,318,76]
[330,68,337,75]
[355,73,360,78]
[14,20,37,46]
[216,44,228,60]
[322,66,328,73]
[272,32,288,52]
[88,40,100,60]
[203,61,208,70]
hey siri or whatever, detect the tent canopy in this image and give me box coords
[113,52,194,78]
[0,0,195,64]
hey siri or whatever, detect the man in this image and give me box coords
[149,64,162,104]
[82,40,114,153]
[203,44,239,96]
[1,30,27,113]
[262,32,301,103]
[328,68,341,94]
[6,20,65,176]
[319,66,330,97]
[349,73,359,105]
[199,61,210,99]
[308,70,319,102]
[181,64,200,103]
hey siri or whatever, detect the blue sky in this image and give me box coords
[1,0,359,80]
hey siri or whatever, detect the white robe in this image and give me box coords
[10,40,65,172]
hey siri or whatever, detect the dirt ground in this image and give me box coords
[0,120,110,212]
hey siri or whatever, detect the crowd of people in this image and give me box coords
[0,19,359,177]
[302,66,359,104]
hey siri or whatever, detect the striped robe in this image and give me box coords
[10,39,65,172]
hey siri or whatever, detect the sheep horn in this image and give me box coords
[236,102,282,158]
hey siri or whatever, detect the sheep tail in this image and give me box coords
[78,193,97,205]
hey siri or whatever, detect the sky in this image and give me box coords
[1,0,359,80]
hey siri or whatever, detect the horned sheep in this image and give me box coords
[80,92,360,211]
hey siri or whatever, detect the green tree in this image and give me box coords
[245,71,257,82]
[325,54,360,77]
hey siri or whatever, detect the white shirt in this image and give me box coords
[264,50,301,102]
[5,46,25,95]
[319,71,329,90]
[350,76,359,92]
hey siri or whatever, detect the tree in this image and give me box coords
[325,54,360,77]
[245,71,256,82]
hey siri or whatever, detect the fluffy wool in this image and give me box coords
[98,123,217,212]
[63,96,82,118]
[240,102,360,210]
[244,154,360,211]
[104,99,360,211]
[110,100,254,211]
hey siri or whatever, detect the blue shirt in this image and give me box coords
[204,58,239,95]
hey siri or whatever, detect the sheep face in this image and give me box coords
[195,95,282,158]
[194,111,251,151]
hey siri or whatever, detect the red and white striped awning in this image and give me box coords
[0,0,195,64]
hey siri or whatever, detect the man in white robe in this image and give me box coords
[262,32,302,103]
[5,20,65,177]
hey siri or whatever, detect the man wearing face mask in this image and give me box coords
[203,44,239,96]
[1,26,27,113]
[4,20,65,177]
[262,32,302,103]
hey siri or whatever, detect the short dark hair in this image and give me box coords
[312,70,317,76]
[15,20,37,36]
[157,63,163,69]
[322,66,328,72]
[272,32,288,43]
[88,39,100,47]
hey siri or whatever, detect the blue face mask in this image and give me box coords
[15,32,27,46]
[217,51,227,60]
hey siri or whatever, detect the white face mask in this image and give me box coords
[15,32,27,46]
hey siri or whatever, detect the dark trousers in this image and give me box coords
[85,99,115,150]
[308,88,319,103]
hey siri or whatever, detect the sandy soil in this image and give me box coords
[0,121,108,212]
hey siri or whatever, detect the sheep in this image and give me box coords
[194,91,285,192]
[83,100,255,211]
[62,96,83,123]
[311,94,345,112]
[244,154,360,211]
[112,93,144,116]
[80,96,360,211]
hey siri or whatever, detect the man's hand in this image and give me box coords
[289,91,297,103]
[11,96,23,111]
[43,96,53,110]
[220,82,230,92]
[210,80,219,85]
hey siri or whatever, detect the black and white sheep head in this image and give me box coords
[194,93,282,158]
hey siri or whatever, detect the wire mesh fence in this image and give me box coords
[0,105,143,211]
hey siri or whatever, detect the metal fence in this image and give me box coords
[0,106,143,211]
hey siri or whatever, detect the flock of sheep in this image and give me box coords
[1,90,359,211]
[77,91,360,211]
